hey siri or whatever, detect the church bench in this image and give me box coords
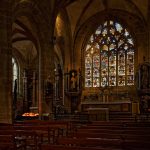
[90,121,123,126]
[56,137,122,149]
[123,122,150,127]
[89,121,150,129]
[15,130,43,150]
[70,128,150,141]
[77,128,123,134]
[122,140,150,150]
[15,120,72,130]
[89,121,150,128]
[0,134,20,150]
[13,123,71,144]
[53,113,89,121]
[14,120,73,136]
[40,133,150,150]
[121,134,150,142]
[89,121,125,128]
[123,129,150,135]
[80,125,123,130]
[0,125,14,130]
[69,131,121,139]
[67,129,150,148]
[123,126,150,131]
[13,125,56,144]
[0,123,13,126]
[40,144,122,150]
[0,129,43,150]
[77,127,150,136]
[68,127,150,145]
[79,124,150,135]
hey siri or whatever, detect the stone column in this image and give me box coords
[0,1,12,123]
[32,71,36,106]
[32,0,56,118]
[23,70,27,112]
[38,36,55,118]
[148,1,150,63]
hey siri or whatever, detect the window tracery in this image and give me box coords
[12,57,18,92]
[85,20,135,87]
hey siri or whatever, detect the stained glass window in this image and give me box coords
[85,20,135,87]
[12,57,18,92]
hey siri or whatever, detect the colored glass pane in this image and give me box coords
[12,57,18,92]
[84,20,135,87]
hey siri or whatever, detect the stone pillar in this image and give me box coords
[32,71,36,106]
[148,1,150,63]
[38,37,55,118]
[0,1,12,123]
[31,0,56,118]
[23,70,28,112]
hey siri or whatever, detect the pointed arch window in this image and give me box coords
[85,20,135,87]
[12,57,19,92]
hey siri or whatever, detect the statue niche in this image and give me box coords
[138,62,150,114]
[69,70,77,91]
[140,63,150,89]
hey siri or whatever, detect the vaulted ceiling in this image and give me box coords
[12,0,149,62]
[12,16,37,63]
[65,0,148,38]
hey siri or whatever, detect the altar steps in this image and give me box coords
[109,112,135,122]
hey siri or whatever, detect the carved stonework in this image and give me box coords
[138,62,150,114]
[139,62,150,89]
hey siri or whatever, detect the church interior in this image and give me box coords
[0,0,150,149]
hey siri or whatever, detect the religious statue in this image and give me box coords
[140,56,150,89]
[141,64,149,89]
[70,70,77,91]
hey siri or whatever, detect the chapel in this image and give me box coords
[0,1,150,149]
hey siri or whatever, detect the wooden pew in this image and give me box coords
[77,122,150,137]
[0,135,17,150]
[87,121,150,127]
[76,127,150,137]
[122,140,150,150]
[67,121,150,150]
[0,123,13,126]
[123,129,150,135]
[69,131,121,139]
[80,125,123,130]
[123,122,150,127]
[15,120,72,131]
[121,134,150,142]
[14,120,72,136]
[71,124,150,139]
[0,129,42,150]
[13,125,55,144]
[90,121,123,126]
[15,130,42,150]
[56,137,122,149]
[0,125,14,130]
[40,144,122,150]
[77,128,123,134]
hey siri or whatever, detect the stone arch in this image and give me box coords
[12,0,56,114]
[55,9,73,71]
[73,9,148,75]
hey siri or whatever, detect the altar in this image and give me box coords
[87,107,109,121]
[81,100,132,113]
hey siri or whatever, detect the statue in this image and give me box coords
[70,70,77,91]
[141,65,148,89]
